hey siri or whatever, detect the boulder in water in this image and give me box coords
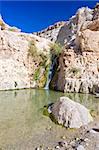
[50,97,93,128]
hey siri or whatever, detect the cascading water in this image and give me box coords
[44,57,57,90]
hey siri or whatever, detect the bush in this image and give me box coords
[34,68,40,81]
[50,42,62,56]
[28,40,38,57]
[8,28,17,32]
[28,40,51,85]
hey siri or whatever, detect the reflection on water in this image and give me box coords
[0,89,98,149]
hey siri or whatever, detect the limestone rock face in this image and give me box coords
[50,48,99,94]
[85,19,99,31]
[0,30,51,90]
[93,3,99,20]
[34,7,93,46]
[79,29,99,52]
[0,4,99,93]
[50,97,93,128]
[50,4,99,94]
[33,21,65,42]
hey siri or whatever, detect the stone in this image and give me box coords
[58,140,68,147]
[77,145,85,150]
[50,97,93,128]
[55,145,60,149]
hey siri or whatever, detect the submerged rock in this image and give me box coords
[50,97,93,128]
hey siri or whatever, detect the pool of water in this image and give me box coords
[0,89,98,149]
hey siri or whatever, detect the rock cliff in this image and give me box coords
[33,21,65,42]
[50,3,99,94]
[0,3,99,93]
[0,28,51,90]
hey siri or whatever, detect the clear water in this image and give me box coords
[0,89,98,149]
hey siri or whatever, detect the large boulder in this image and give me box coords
[50,97,93,128]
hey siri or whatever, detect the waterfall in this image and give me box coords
[44,57,57,90]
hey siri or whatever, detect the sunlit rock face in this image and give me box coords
[0,30,51,90]
[92,3,99,20]
[50,48,99,94]
[33,21,65,42]
[50,3,99,94]
[0,3,99,93]
[79,29,99,52]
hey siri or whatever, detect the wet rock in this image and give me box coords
[50,97,93,128]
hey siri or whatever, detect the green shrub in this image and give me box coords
[34,68,40,81]
[8,28,16,32]
[50,42,62,56]
[28,40,38,58]
[28,40,48,66]
[28,40,51,84]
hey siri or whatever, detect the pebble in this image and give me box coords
[77,145,85,150]
[46,126,52,130]
[55,145,60,149]
[70,140,76,147]
[84,138,89,142]
[58,140,68,147]
[90,129,98,134]
[61,135,66,140]
[35,148,40,150]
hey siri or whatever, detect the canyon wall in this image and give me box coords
[0,28,51,90]
[0,3,99,94]
[50,3,99,94]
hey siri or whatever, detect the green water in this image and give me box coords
[0,89,98,149]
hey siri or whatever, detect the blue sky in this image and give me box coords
[0,1,98,33]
